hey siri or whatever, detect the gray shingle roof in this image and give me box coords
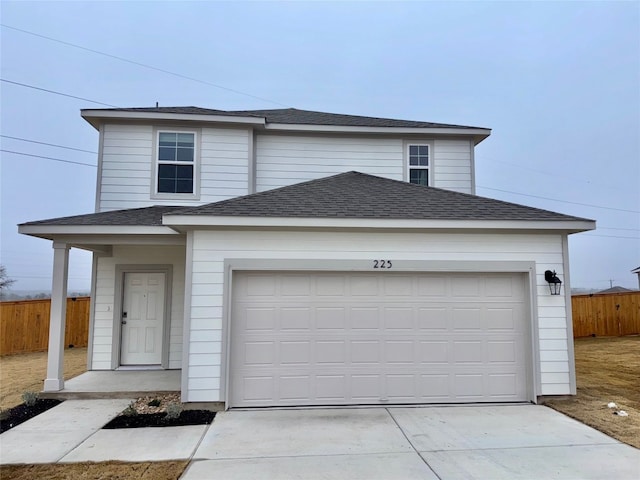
[20,206,183,226]
[21,173,593,228]
[169,172,592,222]
[95,107,485,129]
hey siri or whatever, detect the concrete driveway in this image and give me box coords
[182,405,640,480]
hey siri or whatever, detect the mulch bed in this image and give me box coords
[103,410,215,429]
[0,399,62,434]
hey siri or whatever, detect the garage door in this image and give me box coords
[230,272,529,407]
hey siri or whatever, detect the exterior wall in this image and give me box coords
[255,134,404,191]
[254,134,474,193]
[98,124,250,212]
[433,139,473,194]
[185,229,570,403]
[91,245,185,369]
[96,126,475,211]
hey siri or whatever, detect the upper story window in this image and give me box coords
[157,131,195,194]
[408,144,430,186]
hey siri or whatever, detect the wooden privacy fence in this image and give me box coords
[572,291,640,337]
[0,297,90,356]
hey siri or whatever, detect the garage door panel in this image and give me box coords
[453,341,484,363]
[244,307,277,330]
[452,308,482,330]
[419,341,449,363]
[280,308,312,330]
[385,341,414,363]
[351,375,382,400]
[316,341,346,363]
[350,307,380,329]
[280,375,311,400]
[230,272,529,407]
[418,307,449,329]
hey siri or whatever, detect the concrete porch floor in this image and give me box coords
[41,370,181,400]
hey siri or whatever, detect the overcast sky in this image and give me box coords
[1,1,638,293]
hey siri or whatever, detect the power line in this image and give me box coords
[477,185,640,214]
[477,156,619,191]
[1,23,289,107]
[0,135,97,154]
[581,234,640,240]
[0,149,97,167]
[598,226,640,232]
[0,78,118,107]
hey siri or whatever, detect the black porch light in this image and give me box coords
[544,270,562,295]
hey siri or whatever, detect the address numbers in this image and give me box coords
[373,260,393,269]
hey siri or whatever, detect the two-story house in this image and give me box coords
[19,107,595,408]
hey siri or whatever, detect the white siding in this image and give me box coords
[98,124,250,212]
[255,134,403,191]
[91,246,185,369]
[255,134,474,193]
[433,139,473,194]
[186,230,569,403]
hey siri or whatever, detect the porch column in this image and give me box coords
[43,242,69,392]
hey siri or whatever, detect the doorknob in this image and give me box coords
[122,320,127,325]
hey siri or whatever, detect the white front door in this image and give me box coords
[120,272,166,365]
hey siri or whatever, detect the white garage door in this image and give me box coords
[230,272,529,407]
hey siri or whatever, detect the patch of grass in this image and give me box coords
[544,336,640,449]
[1,347,87,410]
[0,460,188,480]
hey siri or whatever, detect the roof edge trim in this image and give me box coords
[162,215,596,232]
[81,110,266,129]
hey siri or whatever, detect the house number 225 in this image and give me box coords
[373,260,393,269]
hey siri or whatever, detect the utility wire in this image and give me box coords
[598,226,640,232]
[477,156,619,191]
[477,185,640,214]
[0,79,118,107]
[1,24,289,107]
[581,234,640,240]
[0,149,97,167]
[0,135,97,154]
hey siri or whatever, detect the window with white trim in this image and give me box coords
[157,131,195,194]
[408,144,430,186]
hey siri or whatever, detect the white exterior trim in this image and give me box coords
[164,216,596,232]
[82,110,266,129]
[181,231,195,401]
[563,234,577,395]
[469,138,476,195]
[264,123,490,140]
[94,123,105,212]
[19,225,181,236]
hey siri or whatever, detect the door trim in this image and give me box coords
[112,264,173,370]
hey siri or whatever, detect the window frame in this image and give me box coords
[151,127,201,200]
[404,140,433,187]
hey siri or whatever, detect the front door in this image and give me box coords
[120,272,166,365]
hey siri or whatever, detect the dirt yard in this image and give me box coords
[0,461,188,480]
[0,347,87,410]
[544,336,640,449]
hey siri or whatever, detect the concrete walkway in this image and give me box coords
[1,402,639,479]
[182,406,640,480]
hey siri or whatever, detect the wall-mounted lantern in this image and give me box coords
[544,270,562,295]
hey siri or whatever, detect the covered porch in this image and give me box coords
[17,206,188,396]
[40,370,181,400]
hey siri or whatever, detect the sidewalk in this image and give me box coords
[0,399,209,464]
